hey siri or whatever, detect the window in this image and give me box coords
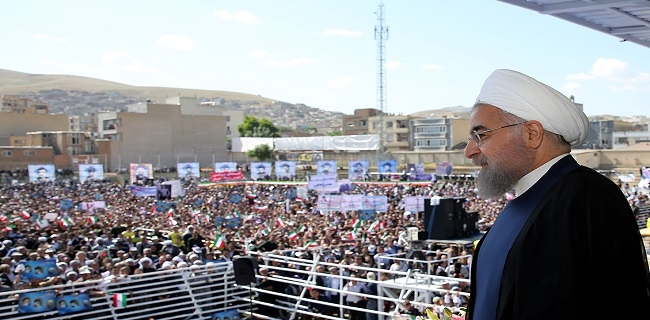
[23,150,35,156]
[386,121,393,128]
[415,126,447,134]
[386,134,394,142]
[359,120,367,126]
[1,151,12,157]
[13,139,25,145]
[415,139,447,147]
[70,133,80,145]
[226,115,231,122]
[85,140,93,153]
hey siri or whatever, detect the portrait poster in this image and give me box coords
[378,160,397,173]
[20,259,58,280]
[348,160,368,180]
[130,163,153,183]
[18,291,57,314]
[274,161,296,179]
[177,162,200,178]
[316,160,337,175]
[250,162,272,181]
[28,164,56,183]
[214,162,236,173]
[56,293,92,315]
[79,164,104,183]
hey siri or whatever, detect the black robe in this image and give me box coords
[467,157,650,320]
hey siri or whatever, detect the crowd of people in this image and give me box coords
[0,169,648,318]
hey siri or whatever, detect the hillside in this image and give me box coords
[0,69,344,131]
[0,69,275,105]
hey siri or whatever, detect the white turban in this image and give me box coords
[475,69,589,146]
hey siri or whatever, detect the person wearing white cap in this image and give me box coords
[465,69,650,320]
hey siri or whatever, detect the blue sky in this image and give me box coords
[1,1,649,117]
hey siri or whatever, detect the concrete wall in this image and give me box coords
[0,113,68,145]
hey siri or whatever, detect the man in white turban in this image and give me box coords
[464,69,650,320]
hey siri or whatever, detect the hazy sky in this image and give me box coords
[2,1,649,117]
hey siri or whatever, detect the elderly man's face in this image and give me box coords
[465,104,533,199]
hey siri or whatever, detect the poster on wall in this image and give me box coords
[275,161,296,179]
[348,160,368,181]
[79,164,104,183]
[316,160,337,175]
[28,164,56,183]
[130,163,153,184]
[250,162,272,181]
[177,162,200,178]
[378,160,397,173]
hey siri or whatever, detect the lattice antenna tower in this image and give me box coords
[374,1,388,164]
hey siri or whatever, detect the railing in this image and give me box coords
[0,262,250,320]
[248,250,470,320]
[1,253,470,320]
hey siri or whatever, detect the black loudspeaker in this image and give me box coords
[424,197,467,240]
[233,256,258,285]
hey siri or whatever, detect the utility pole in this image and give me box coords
[374,1,388,168]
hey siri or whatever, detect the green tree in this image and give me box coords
[238,115,281,137]
[327,130,343,136]
[247,144,274,161]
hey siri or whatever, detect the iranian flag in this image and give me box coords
[3,224,15,232]
[297,224,307,233]
[277,217,286,227]
[112,293,127,308]
[20,210,30,219]
[263,221,272,231]
[59,217,74,227]
[348,231,357,241]
[0,214,7,222]
[167,209,174,218]
[212,233,226,250]
[232,211,241,219]
[304,240,318,248]
[260,229,270,236]
[368,220,380,231]
[287,231,298,241]
[150,205,157,213]
[88,216,99,225]
[351,218,362,230]
[36,218,50,229]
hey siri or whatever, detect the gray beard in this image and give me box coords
[476,162,520,199]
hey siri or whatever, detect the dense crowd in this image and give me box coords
[0,173,647,318]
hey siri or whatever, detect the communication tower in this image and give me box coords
[374,1,389,166]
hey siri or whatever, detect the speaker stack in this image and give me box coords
[423,197,479,240]
[232,256,259,285]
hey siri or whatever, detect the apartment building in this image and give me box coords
[97,98,230,171]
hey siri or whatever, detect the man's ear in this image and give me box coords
[522,120,544,148]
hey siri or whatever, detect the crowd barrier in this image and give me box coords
[1,252,470,320]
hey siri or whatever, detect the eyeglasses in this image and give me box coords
[467,122,526,146]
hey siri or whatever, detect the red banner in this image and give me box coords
[210,171,244,182]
